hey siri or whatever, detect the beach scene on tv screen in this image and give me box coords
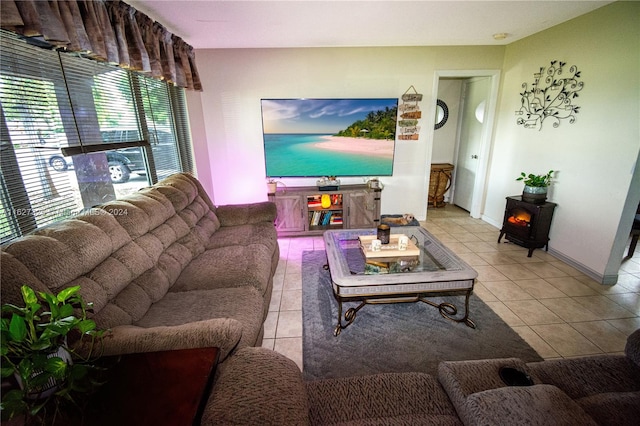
[261,98,398,177]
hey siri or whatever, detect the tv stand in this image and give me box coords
[268,184,382,236]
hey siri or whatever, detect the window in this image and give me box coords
[0,31,194,242]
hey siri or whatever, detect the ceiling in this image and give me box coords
[128,0,613,50]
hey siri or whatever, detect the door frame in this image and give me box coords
[427,69,501,218]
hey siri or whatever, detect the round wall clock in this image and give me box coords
[434,99,449,130]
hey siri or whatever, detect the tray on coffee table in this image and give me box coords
[358,234,420,258]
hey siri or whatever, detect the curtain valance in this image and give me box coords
[0,0,202,91]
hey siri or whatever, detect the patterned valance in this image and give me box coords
[0,0,202,91]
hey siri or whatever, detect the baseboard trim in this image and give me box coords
[547,248,615,285]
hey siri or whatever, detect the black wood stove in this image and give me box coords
[498,196,557,257]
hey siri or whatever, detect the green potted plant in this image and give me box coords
[1,285,107,424]
[516,170,554,203]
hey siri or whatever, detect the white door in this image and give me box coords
[453,77,490,211]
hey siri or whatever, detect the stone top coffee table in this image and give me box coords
[323,226,478,335]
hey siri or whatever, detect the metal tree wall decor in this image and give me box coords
[516,60,584,130]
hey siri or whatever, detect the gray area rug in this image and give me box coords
[302,250,543,381]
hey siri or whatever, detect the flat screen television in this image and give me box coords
[261,98,398,177]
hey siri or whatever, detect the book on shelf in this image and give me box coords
[330,214,343,224]
[322,211,332,225]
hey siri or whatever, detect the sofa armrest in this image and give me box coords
[465,384,598,426]
[202,347,310,425]
[215,202,277,227]
[87,318,243,362]
[626,328,640,367]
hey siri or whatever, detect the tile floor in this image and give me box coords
[262,205,640,371]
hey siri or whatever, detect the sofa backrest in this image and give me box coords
[1,173,220,330]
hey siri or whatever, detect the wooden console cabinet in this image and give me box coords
[268,184,382,236]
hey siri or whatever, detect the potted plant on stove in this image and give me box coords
[516,170,554,203]
[1,285,107,424]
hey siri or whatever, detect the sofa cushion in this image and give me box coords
[307,372,462,425]
[207,222,278,253]
[464,384,597,426]
[576,391,640,426]
[134,286,265,349]
[203,347,310,426]
[172,244,274,295]
[526,355,640,399]
[2,216,127,290]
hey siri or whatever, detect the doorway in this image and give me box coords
[427,70,500,219]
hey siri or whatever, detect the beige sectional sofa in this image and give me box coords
[0,173,278,362]
[205,329,640,425]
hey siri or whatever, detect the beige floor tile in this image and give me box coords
[473,282,498,302]
[620,260,640,274]
[577,277,631,295]
[477,252,521,265]
[544,276,598,297]
[456,252,489,266]
[475,231,501,243]
[261,338,275,350]
[263,310,278,339]
[616,273,640,292]
[437,224,468,234]
[606,292,640,316]
[276,310,302,338]
[285,261,302,275]
[272,270,285,292]
[503,299,565,326]
[283,272,302,291]
[274,337,303,371]
[444,241,473,254]
[530,323,602,357]
[449,232,482,243]
[494,264,540,280]
[521,262,568,279]
[510,325,560,359]
[451,217,484,226]
[430,232,459,243]
[484,301,525,326]
[482,280,533,301]
[463,241,499,253]
[570,321,629,353]
[572,295,636,319]
[547,261,589,278]
[280,289,302,311]
[513,278,567,299]
[495,242,524,253]
[269,290,282,312]
[539,297,603,323]
[473,265,511,282]
[607,317,640,336]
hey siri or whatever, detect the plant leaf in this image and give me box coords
[57,286,81,303]
[8,315,27,342]
[45,356,69,379]
[78,319,97,334]
[20,285,38,305]
[59,303,74,318]
[1,366,15,378]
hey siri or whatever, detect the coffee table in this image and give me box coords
[323,226,478,335]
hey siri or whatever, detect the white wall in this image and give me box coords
[190,46,504,219]
[484,1,640,282]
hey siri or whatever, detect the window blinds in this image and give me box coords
[0,31,193,242]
